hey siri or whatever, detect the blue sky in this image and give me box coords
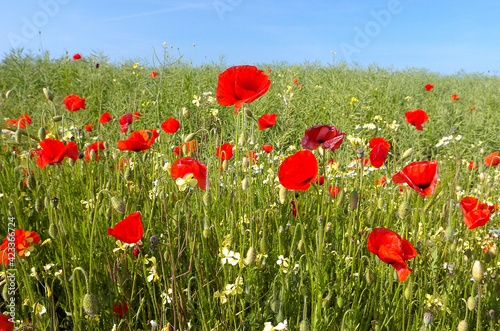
[1,0,499,75]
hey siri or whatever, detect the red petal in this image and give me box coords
[107,212,143,244]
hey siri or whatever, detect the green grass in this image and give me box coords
[0,48,499,330]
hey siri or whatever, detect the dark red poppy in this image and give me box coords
[460,197,496,229]
[278,150,318,190]
[484,152,500,166]
[85,142,105,161]
[216,65,271,114]
[216,143,233,161]
[301,125,345,151]
[368,137,390,168]
[170,156,208,190]
[292,78,298,84]
[113,302,128,318]
[467,161,478,170]
[257,113,277,130]
[0,312,14,331]
[375,176,387,186]
[119,113,133,126]
[328,186,340,197]
[173,140,198,156]
[150,71,158,78]
[36,138,79,169]
[367,228,417,282]
[117,129,159,152]
[73,53,81,60]
[84,123,93,132]
[314,175,325,185]
[100,112,112,124]
[424,84,433,91]
[405,109,428,131]
[5,114,32,129]
[451,94,460,100]
[134,111,141,120]
[63,94,86,111]
[120,124,129,133]
[107,212,143,244]
[262,144,273,153]
[246,150,257,163]
[392,160,438,197]
[161,117,180,134]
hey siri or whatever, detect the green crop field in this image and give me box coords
[0,48,499,330]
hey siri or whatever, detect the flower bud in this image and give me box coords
[365,269,374,284]
[299,320,310,331]
[297,239,305,253]
[82,293,99,316]
[5,90,12,99]
[27,175,36,190]
[182,107,190,119]
[15,130,22,144]
[457,320,468,331]
[402,148,413,160]
[43,88,53,101]
[124,169,133,181]
[479,173,485,182]
[52,115,63,122]
[244,247,256,265]
[244,107,253,118]
[242,157,250,168]
[222,160,229,171]
[279,186,287,204]
[111,196,126,214]
[48,223,58,239]
[336,296,344,308]
[349,190,358,210]
[472,260,483,282]
[259,237,269,254]
[35,199,44,213]
[184,132,196,143]
[38,127,47,141]
[398,201,410,219]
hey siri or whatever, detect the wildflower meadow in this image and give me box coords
[0,48,499,330]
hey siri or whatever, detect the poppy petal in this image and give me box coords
[107,212,143,244]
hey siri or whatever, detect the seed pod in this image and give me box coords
[457,320,468,331]
[43,88,53,101]
[398,201,411,219]
[241,177,249,190]
[472,260,483,282]
[38,127,47,141]
[26,175,36,190]
[279,186,287,204]
[182,107,190,119]
[242,157,250,168]
[35,199,44,213]
[52,115,63,122]
[259,237,269,254]
[467,296,476,311]
[184,132,196,143]
[111,196,126,214]
[124,169,133,181]
[48,223,58,239]
[349,190,358,210]
[222,160,229,171]
[402,148,413,160]
[82,293,99,316]
[244,247,256,265]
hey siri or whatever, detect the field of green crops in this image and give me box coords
[0,48,500,330]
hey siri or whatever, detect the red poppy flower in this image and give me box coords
[375,176,387,186]
[292,78,298,84]
[216,143,233,161]
[0,312,14,331]
[262,144,273,153]
[257,113,277,130]
[301,125,345,151]
[119,113,133,126]
[216,65,271,114]
[73,53,81,60]
[267,69,272,73]
[367,228,417,282]
[367,137,390,168]
[63,94,86,111]
[5,114,32,129]
[392,160,439,197]
[246,150,257,163]
[170,156,208,190]
[36,138,79,169]
[298,85,303,89]
[460,197,496,229]
[315,175,325,185]
[113,302,128,318]
[424,84,434,91]
[85,142,105,161]
[99,112,112,124]
[117,129,159,152]
[134,111,141,120]
[107,212,143,244]
[173,140,198,156]
[120,124,129,133]
[150,71,158,78]
[469,106,475,111]
[0,229,40,265]
[467,161,478,170]
[328,186,341,197]
[161,117,180,134]
[84,123,93,132]
[405,109,428,131]
[451,94,460,100]
[484,152,500,166]
[278,150,318,191]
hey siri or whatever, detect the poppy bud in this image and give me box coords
[259,237,269,254]
[203,190,211,206]
[182,107,190,119]
[377,196,384,210]
[488,309,495,320]
[349,190,358,210]
[485,251,492,264]
[26,175,36,190]
[356,148,364,158]
[444,226,454,240]
[124,169,133,181]
[222,160,229,171]
[398,201,410,219]
[404,287,411,300]
[299,320,310,331]
[50,197,59,208]
[2,284,9,301]
[5,90,12,99]
[184,132,196,143]
[472,260,483,282]
[241,177,249,190]
[35,199,44,213]
[467,296,476,311]
[298,239,305,253]
[336,189,346,207]
[15,129,22,144]
[202,228,211,239]
[89,149,97,161]
[402,148,413,160]
[38,127,47,141]
[238,131,247,145]
[103,141,109,150]
[279,186,287,204]
[244,107,253,118]
[457,320,468,331]
[244,246,256,265]
[43,88,53,101]
[48,223,58,239]
[83,293,99,316]
[336,296,344,308]
[423,312,433,326]
[479,173,485,182]
[182,144,189,156]
[53,115,63,122]
[276,311,285,324]
[242,157,250,168]
[480,148,485,155]
[111,196,126,214]
[365,269,374,284]
[489,246,497,256]
[133,246,140,257]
